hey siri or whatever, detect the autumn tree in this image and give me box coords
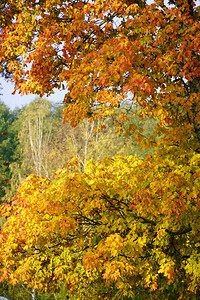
[0,0,199,145]
[0,0,199,299]
[0,153,199,299]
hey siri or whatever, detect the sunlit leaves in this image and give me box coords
[0,0,200,298]
[0,152,199,298]
[0,0,199,146]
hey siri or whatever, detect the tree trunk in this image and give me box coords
[31,288,36,300]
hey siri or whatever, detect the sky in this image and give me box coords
[0,77,66,110]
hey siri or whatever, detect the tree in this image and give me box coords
[0,0,199,299]
[14,98,55,178]
[0,153,199,299]
[0,0,199,147]
[0,101,19,203]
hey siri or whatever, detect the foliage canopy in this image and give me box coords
[0,0,200,299]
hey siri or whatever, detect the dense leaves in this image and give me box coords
[0,153,199,299]
[0,0,200,299]
[0,0,199,143]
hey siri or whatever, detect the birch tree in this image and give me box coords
[16,98,54,178]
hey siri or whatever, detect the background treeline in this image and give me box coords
[0,97,156,203]
[0,97,156,299]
